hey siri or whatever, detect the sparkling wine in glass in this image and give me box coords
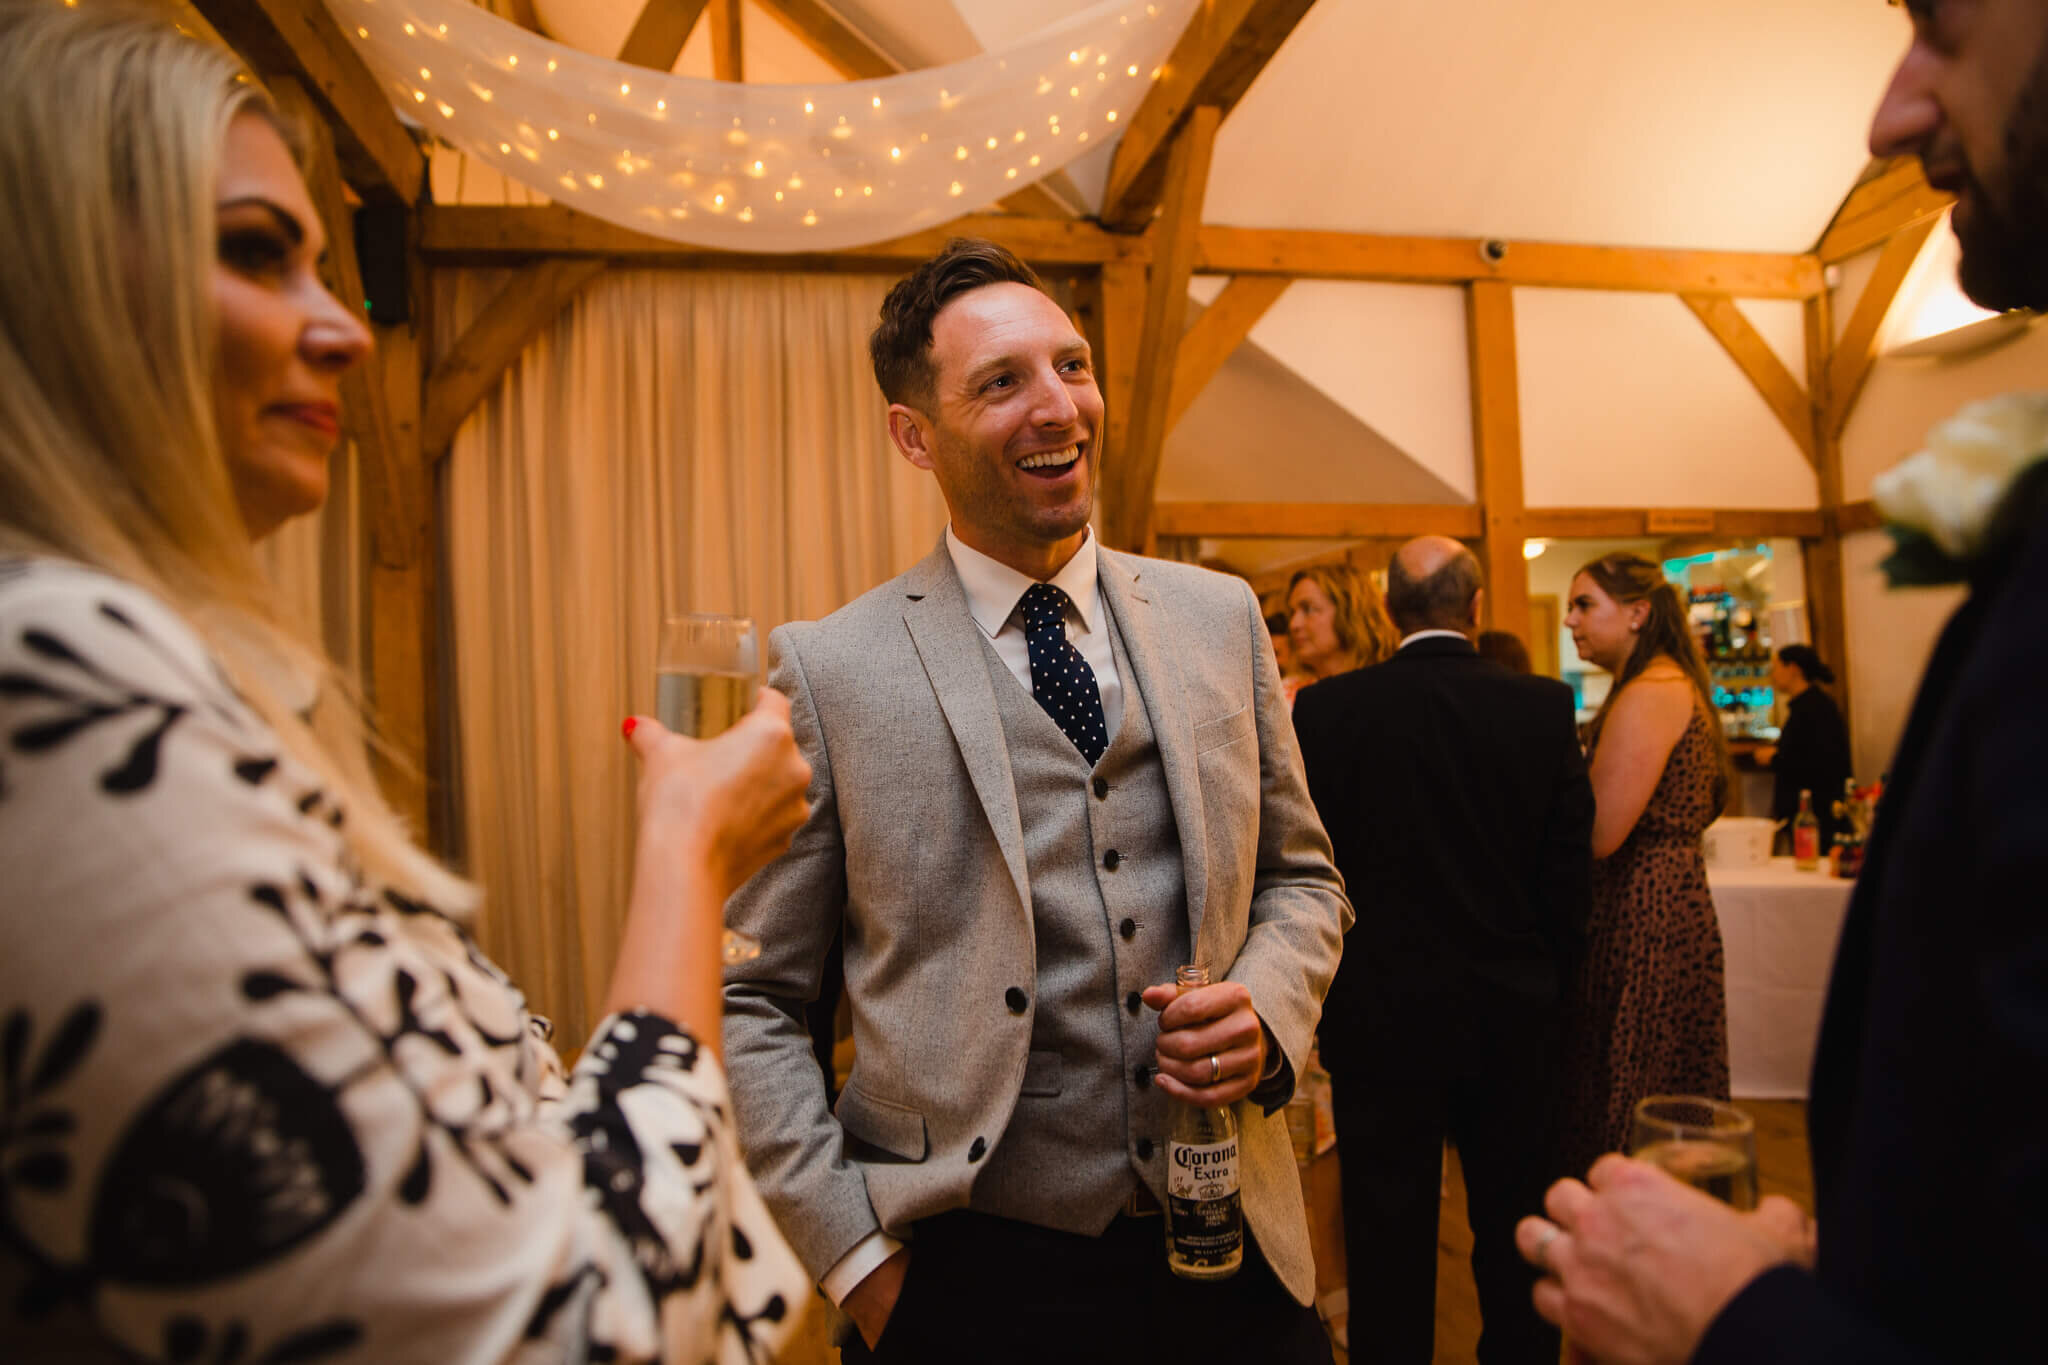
[1628,1095,1758,1210]
[656,614,763,966]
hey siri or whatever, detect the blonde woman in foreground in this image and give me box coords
[0,6,809,1360]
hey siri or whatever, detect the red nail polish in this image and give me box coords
[621,716,638,739]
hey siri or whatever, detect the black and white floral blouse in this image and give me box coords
[0,559,804,1363]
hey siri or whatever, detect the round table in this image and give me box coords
[1706,857,1855,1099]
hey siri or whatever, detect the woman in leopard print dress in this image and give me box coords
[1556,554,1732,1179]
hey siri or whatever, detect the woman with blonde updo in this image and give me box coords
[0,6,807,1359]
[1554,553,1731,1178]
[1286,562,1397,689]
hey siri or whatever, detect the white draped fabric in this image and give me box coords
[329,0,1197,250]
[437,269,949,1041]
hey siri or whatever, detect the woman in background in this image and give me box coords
[1555,553,1730,1177]
[1286,563,1397,688]
[1476,628,1532,674]
[1755,643,1853,851]
[0,7,807,1360]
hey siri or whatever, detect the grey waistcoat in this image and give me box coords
[968,604,1192,1234]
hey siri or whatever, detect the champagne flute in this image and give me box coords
[655,613,763,966]
[1627,1095,1758,1210]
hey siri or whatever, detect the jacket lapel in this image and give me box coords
[901,544,1032,921]
[1098,550,1211,946]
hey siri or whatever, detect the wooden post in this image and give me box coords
[1804,292,1853,751]
[1101,105,1219,552]
[1466,281,1531,644]
[272,79,435,835]
[709,0,743,81]
[1073,261,1147,502]
[365,317,438,840]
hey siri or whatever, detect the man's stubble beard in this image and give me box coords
[1957,32,2048,312]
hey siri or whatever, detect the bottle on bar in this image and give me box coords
[1793,789,1820,870]
[1165,964,1243,1280]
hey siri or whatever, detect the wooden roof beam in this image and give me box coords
[753,0,897,79]
[1521,508,1827,540]
[1153,502,1483,539]
[1816,157,1953,264]
[192,0,423,206]
[1099,0,1317,231]
[1197,227,1825,298]
[1101,105,1219,551]
[418,204,1145,270]
[1826,216,1940,437]
[617,0,712,73]
[710,0,744,81]
[1157,504,1826,541]
[1680,294,1817,470]
[1166,275,1289,433]
[422,258,610,461]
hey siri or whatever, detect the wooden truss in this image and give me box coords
[193,0,1950,839]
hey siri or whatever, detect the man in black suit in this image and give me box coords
[1293,537,1592,1364]
[1513,5,2048,1361]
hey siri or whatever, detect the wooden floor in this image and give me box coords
[773,1100,1814,1364]
[1335,1099,1813,1365]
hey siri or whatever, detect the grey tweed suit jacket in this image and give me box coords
[721,538,1352,1303]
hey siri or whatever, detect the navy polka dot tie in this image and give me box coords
[1019,582,1108,765]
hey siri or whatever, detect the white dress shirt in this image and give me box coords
[1397,628,1473,650]
[820,526,1125,1306]
[945,524,1124,741]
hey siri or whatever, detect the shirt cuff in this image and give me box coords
[820,1230,905,1306]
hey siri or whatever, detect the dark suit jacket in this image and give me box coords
[1697,472,2048,1363]
[1292,636,1593,1071]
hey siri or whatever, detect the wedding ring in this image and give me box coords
[1208,1054,1221,1084]
[1532,1222,1562,1272]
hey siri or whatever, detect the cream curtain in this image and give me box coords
[438,268,948,1042]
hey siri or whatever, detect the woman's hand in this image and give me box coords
[625,689,812,900]
[603,690,811,1041]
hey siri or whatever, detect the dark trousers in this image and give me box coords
[1329,995,1562,1365]
[839,1208,1332,1365]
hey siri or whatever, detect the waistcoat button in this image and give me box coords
[1125,990,1142,1014]
[1119,917,1136,940]
[1103,849,1122,871]
[968,1136,988,1162]
[1005,986,1028,1013]
[1093,777,1109,799]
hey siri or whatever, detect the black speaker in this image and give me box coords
[352,204,410,328]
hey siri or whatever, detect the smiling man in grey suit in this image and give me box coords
[721,239,1350,1362]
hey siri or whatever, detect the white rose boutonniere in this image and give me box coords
[1873,392,2048,586]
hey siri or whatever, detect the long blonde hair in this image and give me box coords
[0,3,472,910]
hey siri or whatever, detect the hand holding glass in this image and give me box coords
[656,614,763,965]
[1627,1095,1758,1210]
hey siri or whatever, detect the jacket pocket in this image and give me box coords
[1192,705,1254,754]
[837,1081,930,1162]
[1019,1049,1064,1097]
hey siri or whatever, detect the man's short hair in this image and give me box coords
[1385,546,1483,633]
[870,238,1050,408]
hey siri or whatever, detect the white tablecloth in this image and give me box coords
[1707,857,1856,1100]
